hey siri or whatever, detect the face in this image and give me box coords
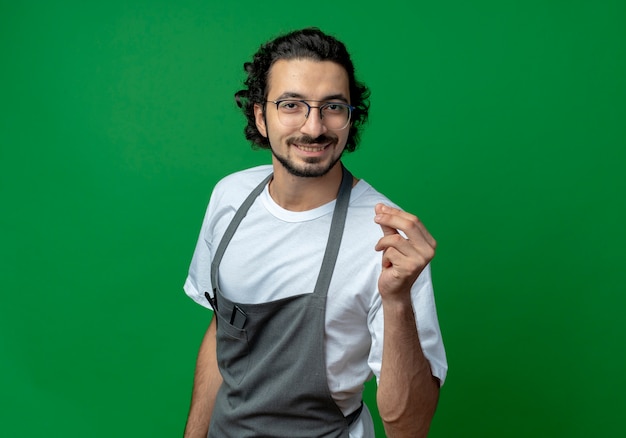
[254,59,351,178]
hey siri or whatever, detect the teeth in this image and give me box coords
[297,145,326,152]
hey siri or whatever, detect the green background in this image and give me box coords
[2,0,625,436]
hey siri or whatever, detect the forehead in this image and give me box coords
[266,58,350,100]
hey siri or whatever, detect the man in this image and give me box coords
[183,28,447,438]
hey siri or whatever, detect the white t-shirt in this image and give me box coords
[184,165,447,436]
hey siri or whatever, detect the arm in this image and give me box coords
[184,317,222,438]
[374,204,440,438]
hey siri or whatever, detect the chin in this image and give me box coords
[281,158,340,178]
[271,144,344,178]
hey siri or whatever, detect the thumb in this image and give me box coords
[374,203,398,237]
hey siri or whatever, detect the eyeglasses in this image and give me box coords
[266,100,354,130]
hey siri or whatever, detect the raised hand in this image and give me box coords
[374,203,437,299]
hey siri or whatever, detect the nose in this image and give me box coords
[299,107,327,138]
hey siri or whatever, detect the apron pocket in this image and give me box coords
[215,311,251,386]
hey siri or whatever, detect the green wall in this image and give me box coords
[2,1,625,436]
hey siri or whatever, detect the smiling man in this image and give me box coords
[183,28,447,438]
[258,59,350,180]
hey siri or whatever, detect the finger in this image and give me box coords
[374,203,399,237]
[376,234,435,281]
[375,233,433,263]
[375,233,411,254]
[374,203,436,249]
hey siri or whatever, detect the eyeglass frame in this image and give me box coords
[265,99,355,130]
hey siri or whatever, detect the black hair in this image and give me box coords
[234,27,370,152]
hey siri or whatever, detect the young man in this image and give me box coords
[183,28,447,438]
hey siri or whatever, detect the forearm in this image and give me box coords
[377,295,440,438]
[184,317,222,438]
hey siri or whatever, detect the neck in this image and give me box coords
[269,161,345,211]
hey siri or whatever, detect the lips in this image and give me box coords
[294,143,329,152]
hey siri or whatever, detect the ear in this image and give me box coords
[254,103,267,138]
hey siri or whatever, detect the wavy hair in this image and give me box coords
[234,28,370,152]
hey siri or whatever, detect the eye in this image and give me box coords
[278,100,305,112]
[323,103,347,113]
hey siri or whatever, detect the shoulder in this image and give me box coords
[214,165,273,193]
[349,178,400,214]
[198,165,273,237]
[341,178,406,255]
[210,165,273,207]
[341,179,399,247]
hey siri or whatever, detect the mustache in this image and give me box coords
[288,134,337,145]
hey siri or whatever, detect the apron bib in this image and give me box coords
[207,166,360,437]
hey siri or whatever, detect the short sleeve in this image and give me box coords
[183,193,219,310]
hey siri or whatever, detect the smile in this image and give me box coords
[295,144,329,152]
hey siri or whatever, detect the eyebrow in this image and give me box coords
[273,92,349,103]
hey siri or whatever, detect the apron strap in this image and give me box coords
[210,165,353,301]
[313,165,353,297]
[210,172,273,296]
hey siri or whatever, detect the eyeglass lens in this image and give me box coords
[274,100,351,129]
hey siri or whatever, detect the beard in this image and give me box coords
[270,134,343,178]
